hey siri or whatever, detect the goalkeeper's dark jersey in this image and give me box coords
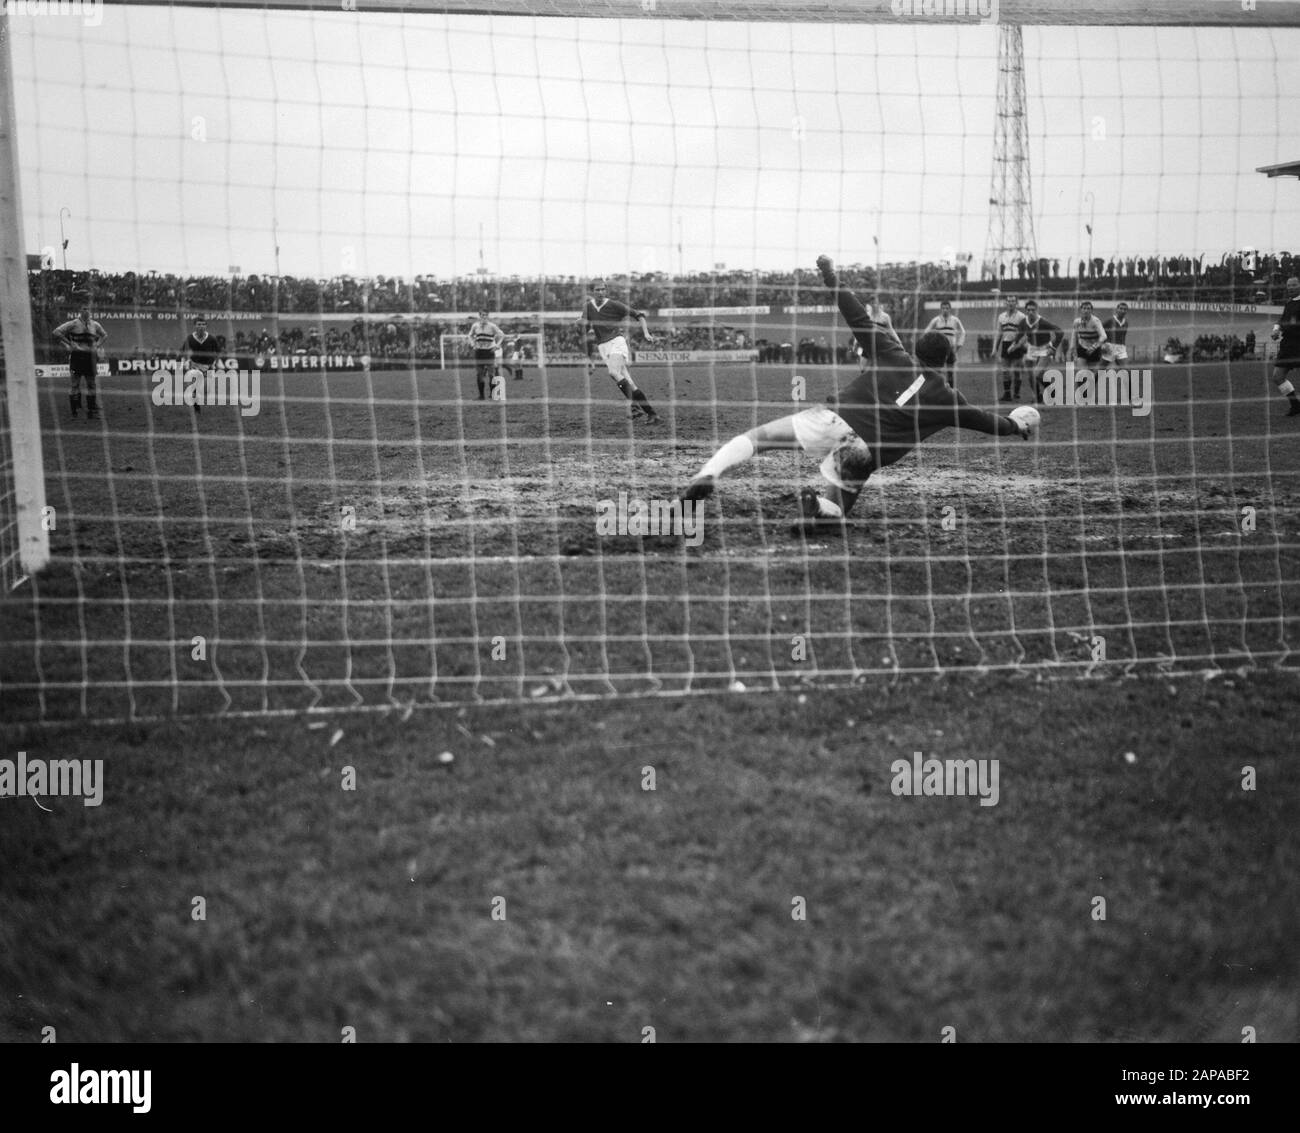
[584,297,645,345]
[831,291,1018,471]
[1277,297,1300,355]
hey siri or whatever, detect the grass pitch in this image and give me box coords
[1,352,1297,1041]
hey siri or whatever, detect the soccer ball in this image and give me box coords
[1009,405,1041,437]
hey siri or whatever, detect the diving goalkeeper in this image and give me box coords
[681,255,1031,527]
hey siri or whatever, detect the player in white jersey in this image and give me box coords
[52,297,107,420]
[994,293,1030,402]
[924,300,966,386]
[468,309,505,400]
[1070,300,1108,365]
[851,296,904,372]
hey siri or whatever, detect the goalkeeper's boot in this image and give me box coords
[681,475,715,503]
[815,255,838,288]
[1287,399,1300,417]
[86,394,99,420]
[69,394,79,419]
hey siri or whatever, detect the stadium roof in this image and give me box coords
[1257,161,1300,179]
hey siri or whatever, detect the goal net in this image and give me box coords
[1,1,1298,724]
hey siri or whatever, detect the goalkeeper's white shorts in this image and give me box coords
[792,405,869,491]
[1100,343,1128,363]
[597,336,630,366]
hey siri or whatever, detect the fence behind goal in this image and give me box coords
[1,1,1298,724]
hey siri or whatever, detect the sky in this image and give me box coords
[9,5,1300,280]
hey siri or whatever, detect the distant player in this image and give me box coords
[1022,300,1064,404]
[1269,275,1300,417]
[468,309,504,400]
[180,316,222,415]
[1101,302,1130,364]
[924,300,966,386]
[582,278,660,423]
[1070,300,1108,365]
[994,293,1030,402]
[868,295,905,348]
[507,338,525,380]
[52,296,107,420]
[850,297,904,373]
[681,255,1031,529]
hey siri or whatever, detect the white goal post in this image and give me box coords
[0,8,49,585]
[439,332,545,373]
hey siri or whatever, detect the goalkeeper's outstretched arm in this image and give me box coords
[815,256,913,369]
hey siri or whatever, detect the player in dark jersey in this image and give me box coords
[52,298,107,420]
[1269,275,1300,417]
[582,278,660,423]
[1101,302,1131,364]
[180,317,223,414]
[681,255,1030,529]
[1022,299,1064,405]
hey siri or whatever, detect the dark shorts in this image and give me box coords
[70,353,97,377]
[474,348,496,365]
[998,342,1026,361]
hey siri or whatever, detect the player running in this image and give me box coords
[582,278,661,423]
[994,293,1030,402]
[680,255,1032,530]
[52,296,107,421]
[1070,300,1108,365]
[1022,299,1064,404]
[1269,275,1300,417]
[924,299,966,386]
[468,309,504,400]
[180,316,222,415]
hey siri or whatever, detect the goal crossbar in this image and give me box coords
[99,0,1300,28]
